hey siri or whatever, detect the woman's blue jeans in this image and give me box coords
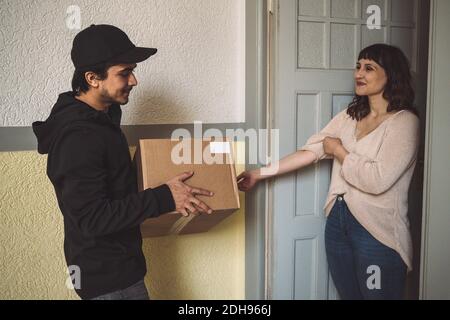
[325,196,407,300]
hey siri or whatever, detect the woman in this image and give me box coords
[237,44,420,300]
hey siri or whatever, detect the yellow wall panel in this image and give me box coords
[0,145,245,300]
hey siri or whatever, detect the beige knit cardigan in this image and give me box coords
[300,109,420,270]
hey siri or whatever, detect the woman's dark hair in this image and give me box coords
[347,44,417,121]
[71,62,115,96]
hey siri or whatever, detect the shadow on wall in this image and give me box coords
[126,88,199,125]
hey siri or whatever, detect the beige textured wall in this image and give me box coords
[0,0,245,126]
[0,148,245,300]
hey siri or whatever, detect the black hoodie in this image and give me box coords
[32,92,175,299]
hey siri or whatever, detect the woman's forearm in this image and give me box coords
[256,150,317,180]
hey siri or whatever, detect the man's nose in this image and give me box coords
[129,73,138,86]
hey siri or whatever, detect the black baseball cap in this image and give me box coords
[71,24,157,69]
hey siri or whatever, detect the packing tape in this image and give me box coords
[169,213,197,235]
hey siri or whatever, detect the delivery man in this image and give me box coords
[32,24,213,300]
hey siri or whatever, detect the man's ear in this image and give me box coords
[84,71,101,89]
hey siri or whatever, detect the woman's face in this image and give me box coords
[354,59,388,97]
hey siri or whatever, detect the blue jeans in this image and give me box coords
[325,196,407,300]
[90,279,149,300]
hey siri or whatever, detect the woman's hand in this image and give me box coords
[323,137,349,163]
[323,137,342,156]
[237,170,261,192]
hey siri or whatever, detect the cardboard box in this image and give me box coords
[135,139,240,237]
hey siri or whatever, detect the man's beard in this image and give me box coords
[100,88,131,106]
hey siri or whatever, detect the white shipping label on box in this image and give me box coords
[210,142,231,154]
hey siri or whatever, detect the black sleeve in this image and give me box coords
[54,127,175,238]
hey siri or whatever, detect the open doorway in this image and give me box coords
[266,0,431,299]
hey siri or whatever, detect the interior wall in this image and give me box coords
[0,146,245,300]
[0,0,245,126]
[0,0,247,300]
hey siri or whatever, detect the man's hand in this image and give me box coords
[323,137,342,156]
[166,171,214,217]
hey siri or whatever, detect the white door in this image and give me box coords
[270,0,424,299]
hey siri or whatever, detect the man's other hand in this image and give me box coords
[166,172,214,217]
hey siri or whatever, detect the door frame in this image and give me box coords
[420,0,450,300]
[245,0,442,300]
[244,0,270,300]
